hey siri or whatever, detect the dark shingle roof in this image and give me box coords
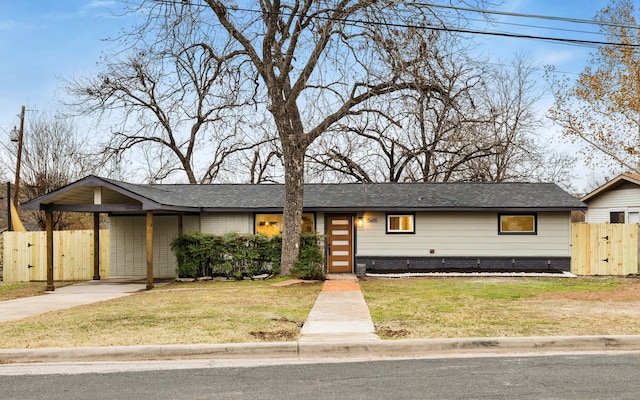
[104,178,585,211]
[22,176,585,212]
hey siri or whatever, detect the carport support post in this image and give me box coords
[45,211,54,291]
[93,213,100,280]
[146,211,154,290]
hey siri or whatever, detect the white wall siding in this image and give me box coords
[152,216,179,277]
[110,215,179,277]
[585,184,640,223]
[315,212,325,234]
[182,215,200,232]
[200,213,252,234]
[110,216,145,276]
[355,211,571,257]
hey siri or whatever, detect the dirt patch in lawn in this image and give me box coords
[0,282,74,301]
[535,279,640,301]
[362,277,640,339]
[0,280,322,349]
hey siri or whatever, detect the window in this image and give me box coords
[610,211,625,224]
[386,214,415,234]
[255,213,315,236]
[499,214,537,235]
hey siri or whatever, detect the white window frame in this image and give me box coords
[608,209,640,224]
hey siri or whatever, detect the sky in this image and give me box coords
[0,0,620,192]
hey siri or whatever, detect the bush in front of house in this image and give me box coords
[292,233,325,280]
[170,232,324,279]
[170,232,217,278]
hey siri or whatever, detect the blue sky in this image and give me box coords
[0,1,122,116]
[0,0,615,190]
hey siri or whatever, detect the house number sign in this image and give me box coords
[367,218,378,223]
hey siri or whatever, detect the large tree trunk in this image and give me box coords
[279,138,305,276]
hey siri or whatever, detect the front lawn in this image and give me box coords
[0,280,322,349]
[360,277,640,339]
[0,282,52,301]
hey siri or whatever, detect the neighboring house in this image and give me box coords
[580,173,640,224]
[22,175,585,280]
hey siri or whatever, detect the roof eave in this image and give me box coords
[20,175,172,212]
[581,173,640,202]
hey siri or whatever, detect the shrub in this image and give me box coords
[170,232,216,278]
[291,233,326,280]
[171,232,323,279]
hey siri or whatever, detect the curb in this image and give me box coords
[0,342,299,363]
[2,335,640,363]
[299,335,640,358]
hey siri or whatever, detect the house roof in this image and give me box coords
[580,173,640,203]
[21,175,586,214]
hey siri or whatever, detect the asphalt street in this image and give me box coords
[2,352,640,399]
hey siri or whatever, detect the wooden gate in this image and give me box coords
[2,230,110,282]
[571,223,639,275]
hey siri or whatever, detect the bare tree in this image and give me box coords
[65,7,261,184]
[1,113,98,229]
[172,1,483,273]
[244,139,283,184]
[217,117,284,184]
[72,1,494,274]
[468,55,576,185]
[547,0,640,174]
[309,50,575,187]
[307,33,504,183]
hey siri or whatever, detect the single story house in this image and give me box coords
[581,173,640,223]
[22,175,585,287]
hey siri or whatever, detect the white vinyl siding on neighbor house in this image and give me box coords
[200,213,252,234]
[109,215,178,277]
[584,183,640,223]
[355,211,572,257]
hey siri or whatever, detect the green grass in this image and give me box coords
[0,279,323,349]
[0,282,50,300]
[3,276,640,348]
[361,277,639,339]
[0,281,76,301]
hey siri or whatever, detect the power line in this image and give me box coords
[330,14,639,49]
[408,2,640,31]
[148,1,640,48]
[464,16,611,39]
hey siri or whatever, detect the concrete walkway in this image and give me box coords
[299,274,380,342]
[0,278,150,323]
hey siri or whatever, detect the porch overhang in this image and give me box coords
[20,175,174,291]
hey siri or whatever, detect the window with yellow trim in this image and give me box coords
[255,213,315,236]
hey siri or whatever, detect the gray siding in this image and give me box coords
[110,210,571,277]
[109,216,146,276]
[585,183,640,223]
[183,215,200,232]
[315,212,325,234]
[355,211,571,258]
[110,215,178,277]
[200,213,252,234]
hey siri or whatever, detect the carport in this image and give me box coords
[21,176,195,291]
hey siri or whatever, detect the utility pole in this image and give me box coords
[12,105,25,208]
[6,182,12,231]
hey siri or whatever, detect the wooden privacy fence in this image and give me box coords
[571,223,639,276]
[2,230,110,282]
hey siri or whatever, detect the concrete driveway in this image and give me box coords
[0,278,157,323]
